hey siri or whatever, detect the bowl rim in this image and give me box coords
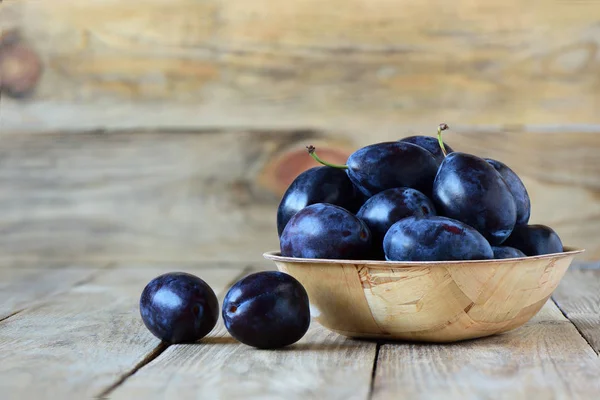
[263,246,584,267]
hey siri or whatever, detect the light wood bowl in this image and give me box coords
[263,247,584,343]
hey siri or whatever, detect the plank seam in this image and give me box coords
[552,296,599,356]
[368,341,382,400]
[0,262,114,324]
[0,308,24,324]
[96,342,170,399]
[97,265,254,398]
[21,263,116,315]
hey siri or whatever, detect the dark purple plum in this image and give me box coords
[433,152,517,245]
[307,142,438,197]
[357,187,436,258]
[485,158,531,225]
[383,216,494,261]
[502,224,563,256]
[276,166,364,237]
[492,246,526,259]
[400,136,454,164]
[280,203,371,259]
[140,272,219,343]
[222,271,310,349]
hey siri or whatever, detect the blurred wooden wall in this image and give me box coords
[1,0,599,263]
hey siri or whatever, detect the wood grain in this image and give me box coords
[0,265,245,398]
[0,130,282,265]
[3,0,600,132]
[109,323,377,400]
[1,129,599,263]
[0,265,101,320]
[373,301,600,400]
[553,268,600,354]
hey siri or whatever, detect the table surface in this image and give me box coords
[1,261,599,400]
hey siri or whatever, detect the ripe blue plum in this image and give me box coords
[276,166,364,237]
[222,271,310,349]
[433,152,517,245]
[307,142,438,197]
[485,158,531,225]
[140,272,219,343]
[492,246,526,259]
[503,224,563,256]
[383,216,494,261]
[357,188,436,258]
[400,136,454,164]
[280,203,371,259]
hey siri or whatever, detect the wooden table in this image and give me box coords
[1,261,599,399]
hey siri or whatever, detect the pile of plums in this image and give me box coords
[278,124,564,261]
[139,271,311,348]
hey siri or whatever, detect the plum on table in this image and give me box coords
[140,272,219,343]
[222,271,310,349]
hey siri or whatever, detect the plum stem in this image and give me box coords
[306,145,349,169]
[437,123,449,157]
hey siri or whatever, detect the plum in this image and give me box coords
[383,216,494,261]
[357,187,436,258]
[485,158,531,225]
[280,203,372,259]
[502,224,563,256]
[140,272,219,343]
[222,271,310,349]
[400,135,455,165]
[277,166,364,237]
[492,246,526,259]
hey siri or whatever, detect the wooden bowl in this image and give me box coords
[263,247,584,343]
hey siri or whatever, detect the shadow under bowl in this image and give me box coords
[263,247,584,343]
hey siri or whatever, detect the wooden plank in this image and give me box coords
[109,323,377,399]
[553,268,600,354]
[0,265,246,398]
[0,130,284,265]
[372,301,600,400]
[3,0,600,132]
[0,129,599,264]
[572,261,600,270]
[0,265,102,320]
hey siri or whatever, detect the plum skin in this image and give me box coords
[485,158,531,225]
[433,152,517,245]
[503,224,563,256]
[276,166,364,237]
[400,135,455,165]
[357,187,436,258]
[280,203,372,260]
[346,141,439,197]
[384,216,494,261]
[140,272,219,344]
[222,271,310,349]
[492,246,526,259]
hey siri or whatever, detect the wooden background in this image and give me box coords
[1,0,600,264]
